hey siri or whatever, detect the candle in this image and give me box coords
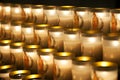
[9,70,31,80]
[22,22,37,44]
[54,52,73,80]
[22,4,33,22]
[35,24,49,48]
[38,48,57,80]
[110,9,120,32]
[1,20,11,39]
[91,8,110,33]
[22,74,43,80]
[23,44,43,74]
[11,21,23,42]
[75,7,92,30]
[49,26,64,52]
[81,30,102,61]
[0,65,15,80]
[2,3,11,21]
[103,33,120,67]
[0,39,11,65]
[72,56,93,80]
[32,5,45,24]
[93,61,118,80]
[57,6,75,28]
[10,41,25,69]
[11,4,24,21]
[64,28,81,56]
[44,6,59,26]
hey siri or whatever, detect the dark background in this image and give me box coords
[0,0,119,8]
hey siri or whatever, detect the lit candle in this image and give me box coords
[93,61,118,80]
[49,26,64,52]
[22,4,33,22]
[0,65,15,80]
[75,7,92,30]
[44,6,59,26]
[103,33,120,67]
[57,6,75,28]
[64,28,81,56]
[81,30,102,61]
[11,4,24,21]
[1,20,11,39]
[22,74,43,80]
[2,3,11,21]
[35,24,49,48]
[0,39,11,64]
[23,44,43,74]
[22,22,37,44]
[91,8,110,33]
[72,56,93,80]
[38,48,57,80]
[11,21,23,42]
[110,9,120,32]
[32,5,45,24]
[9,70,31,80]
[10,41,25,70]
[54,52,73,80]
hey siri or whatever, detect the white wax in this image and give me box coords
[25,51,40,73]
[50,32,64,51]
[32,8,44,23]
[81,37,102,60]
[95,70,117,80]
[11,48,24,69]
[95,12,110,33]
[59,16,74,28]
[72,65,92,80]
[77,11,91,30]
[0,45,11,64]
[35,30,48,48]
[40,55,54,79]
[55,59,72,80]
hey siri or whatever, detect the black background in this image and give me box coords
[0,0,119,8]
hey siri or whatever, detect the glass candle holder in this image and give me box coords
[72,56,93,80]
[11,21,23,42]
[2,3,11,21]
[49,26,64,52]
[0,65,15,80]
[22,74,43,80]
[64,28,81,56]
[103,33,120,67]
[10,41,25,70]
[57,6,75,28]
[110,9,120,32]
[1,20,11,39]
[22,22,37,44]
[54,52,73,80]
[81,30,102,61]
[38,48,57,80]
[91,8,110,33]
[32,5,45,24]
[9,70,31,79]
[34,24,49,48]
[0,39,11,65]
[93,61,118,80]
[23,44,43,74]
[0,3,3,21]
[75,7,92,30]
[44,6,59,26]
[11,4,24,21]
[22,4,33,22]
